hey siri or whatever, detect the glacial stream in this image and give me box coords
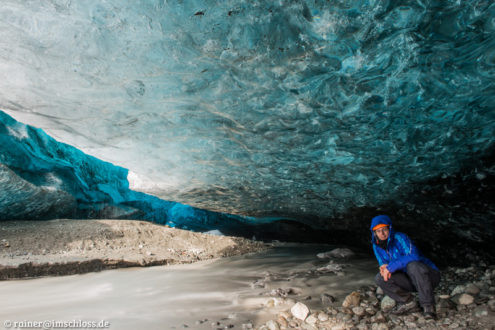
[0,244,376,329]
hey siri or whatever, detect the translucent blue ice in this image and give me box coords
[0,111,256,230]
[0,1,494,219]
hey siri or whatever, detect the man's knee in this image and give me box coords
[406,261,428,277]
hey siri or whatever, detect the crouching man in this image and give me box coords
[370,215,440,319]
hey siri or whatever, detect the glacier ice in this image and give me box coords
[0,110,260,233]
[0,0,494,220]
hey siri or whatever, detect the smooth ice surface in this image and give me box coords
[1,1,494,218]
[0,244,376,329]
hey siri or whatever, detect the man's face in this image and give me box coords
[374,226,390,241]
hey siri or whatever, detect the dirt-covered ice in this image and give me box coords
[0,219,266,279]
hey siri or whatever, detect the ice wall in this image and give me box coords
[0,0,494,219]
[0,110,259,233]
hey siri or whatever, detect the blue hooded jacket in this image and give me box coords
[370,215,438,273]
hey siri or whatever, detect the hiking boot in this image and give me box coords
[390,298,418,315]
[423,305,436,320]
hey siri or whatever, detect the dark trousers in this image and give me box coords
[375,261,441,307]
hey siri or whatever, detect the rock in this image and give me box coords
[372,311,386,323]
[437,297,455,314]
[276,316,288,328]
[330,323,346,330]
[380,295,396,312]
[365,307,376,315]
[403,314,416,322]
[352,306,365,316]
[305,314,318,325]
[271,287,300,297]
[288,320,299,328]
[317,263,343,273]
[291,302,310,321]
[454,293,474,305]
[251,279,266,288]
[371,323,389,330]
[451,285,466,296]
[278,311,291,321]
[284,298,296,305]
[488,299,495,312]
[376,287,384,295]
[404,321,417,328]
[317,248,355,259]
[327,307,338,316]
[465,283,480,295]
[356,323,368,330]
[342,291,361,308]
[472,305,489,317]
[300,323,317,330]
[317,312,329,322]
[241,323,253,329]
[265,320,279,330]
[265,298,276,308]
[442,317,452,326]
[321,293,336,305]
[388,314,401,325]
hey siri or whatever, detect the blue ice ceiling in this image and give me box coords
[0,0,494,219]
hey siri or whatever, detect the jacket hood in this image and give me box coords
[370,215,393,245]
[370,215,392,230]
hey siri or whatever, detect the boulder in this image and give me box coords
[380,295,396,312]
[451,285,466,296]
[291,302,310,321]
[453,293,474,305]
[342,291,361,308]
[465,283,481,295]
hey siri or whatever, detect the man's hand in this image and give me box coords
[380,264,392,281]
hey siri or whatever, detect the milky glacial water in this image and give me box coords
[0,244,376,329]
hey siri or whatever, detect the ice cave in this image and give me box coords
[1,0,495,263]
[1,0,495,264]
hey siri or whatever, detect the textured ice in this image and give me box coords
[0,1,494,219]
[0,111,257,231]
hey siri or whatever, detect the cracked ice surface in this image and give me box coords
[0,0,494,218]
